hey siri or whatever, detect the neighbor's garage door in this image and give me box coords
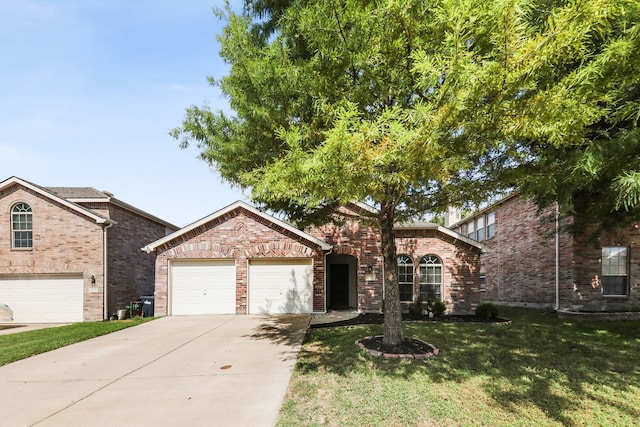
[171,260,236,315]
[248,259,314,314]
[0,275,83,323]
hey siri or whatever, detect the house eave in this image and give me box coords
[0,176,113,225]
[395,221,490,252]
[143,200,332,253]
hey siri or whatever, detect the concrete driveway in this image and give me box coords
[0,315,310,426]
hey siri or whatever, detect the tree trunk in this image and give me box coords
[380,199,405,346]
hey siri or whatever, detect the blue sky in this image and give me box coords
[0,0,247,227]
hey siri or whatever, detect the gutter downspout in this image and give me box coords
[381,256,386,312]
[555,201,560,311]
[323,248,333,314]
[103,222,114,320]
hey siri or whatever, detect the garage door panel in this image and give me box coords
[0,276,83,323]
[171,260,236,315]
[249,259,313,314]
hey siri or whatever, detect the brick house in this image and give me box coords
[0,176,177,322]
[146,201,486,316]
[450,193,640,311]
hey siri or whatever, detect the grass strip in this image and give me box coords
[0,318,155,367]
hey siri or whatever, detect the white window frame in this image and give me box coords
[419,255,442,302]
[476,216,485,241]
[601,247,628,296]
[11,202,33,249]
[397,255,414,302]
[486,211,496,238]
[466,220,475,240]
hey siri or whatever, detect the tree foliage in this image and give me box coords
[172,0,639,344]
[489,0,640,227]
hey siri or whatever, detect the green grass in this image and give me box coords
[0,317,155,367]
[278,307,640,426]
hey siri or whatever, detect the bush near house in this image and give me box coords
[475,303,500,318]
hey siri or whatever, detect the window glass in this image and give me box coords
[467,220,475,240]
[476,216,485,241]
[11,203,33,249]
[397,255,414,302]
[486,211,496,238]
[602,247,628,296]
[419,255,442,302]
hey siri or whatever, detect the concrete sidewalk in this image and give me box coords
[0,315,309,426]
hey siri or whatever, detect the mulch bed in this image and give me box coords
[356,336,439,359]
[310,312,510,329]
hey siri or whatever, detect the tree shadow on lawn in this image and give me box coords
[296,307,640,425]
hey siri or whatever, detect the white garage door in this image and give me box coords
[0,275,83,323]
[171,260,236,315]
[249,259,314,314]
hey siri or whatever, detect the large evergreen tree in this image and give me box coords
[173,0,636,345]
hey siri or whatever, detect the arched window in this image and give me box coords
[419,255,442,302]
[397,255,414,302]
[11,203,33,249]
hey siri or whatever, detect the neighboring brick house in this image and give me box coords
[0,176,177,322]
[450,193,640,310]
[145,201,486,316]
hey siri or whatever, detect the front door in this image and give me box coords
[329,264,350,308]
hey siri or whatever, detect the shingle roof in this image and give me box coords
[0,177,111,224]
[45,187,109,200]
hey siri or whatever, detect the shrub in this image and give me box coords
[475,303,499,318]
[409,297,424,318]
[429,300,447,318]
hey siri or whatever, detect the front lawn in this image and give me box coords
[278,307,640,426]
[0,318,155,367]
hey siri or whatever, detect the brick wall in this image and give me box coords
[395,229,482,314]
[154,208,326,315]
[309,215,384,312]
[0,186,105,320]
[479,195,574,308]
[307,204,482,314]
[571,221,640,310]
[98,203,171,316]
[467,194,640,310]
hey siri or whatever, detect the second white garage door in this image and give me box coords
[248,259,314,314]
[171,260,236,315]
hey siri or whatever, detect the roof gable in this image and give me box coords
[0,176,112,225]
[329,201,488,252]
[143,201,332,253]
[395,221,489,252]
[0,177,177,230]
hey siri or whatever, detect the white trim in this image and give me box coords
[143,200,332,252]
